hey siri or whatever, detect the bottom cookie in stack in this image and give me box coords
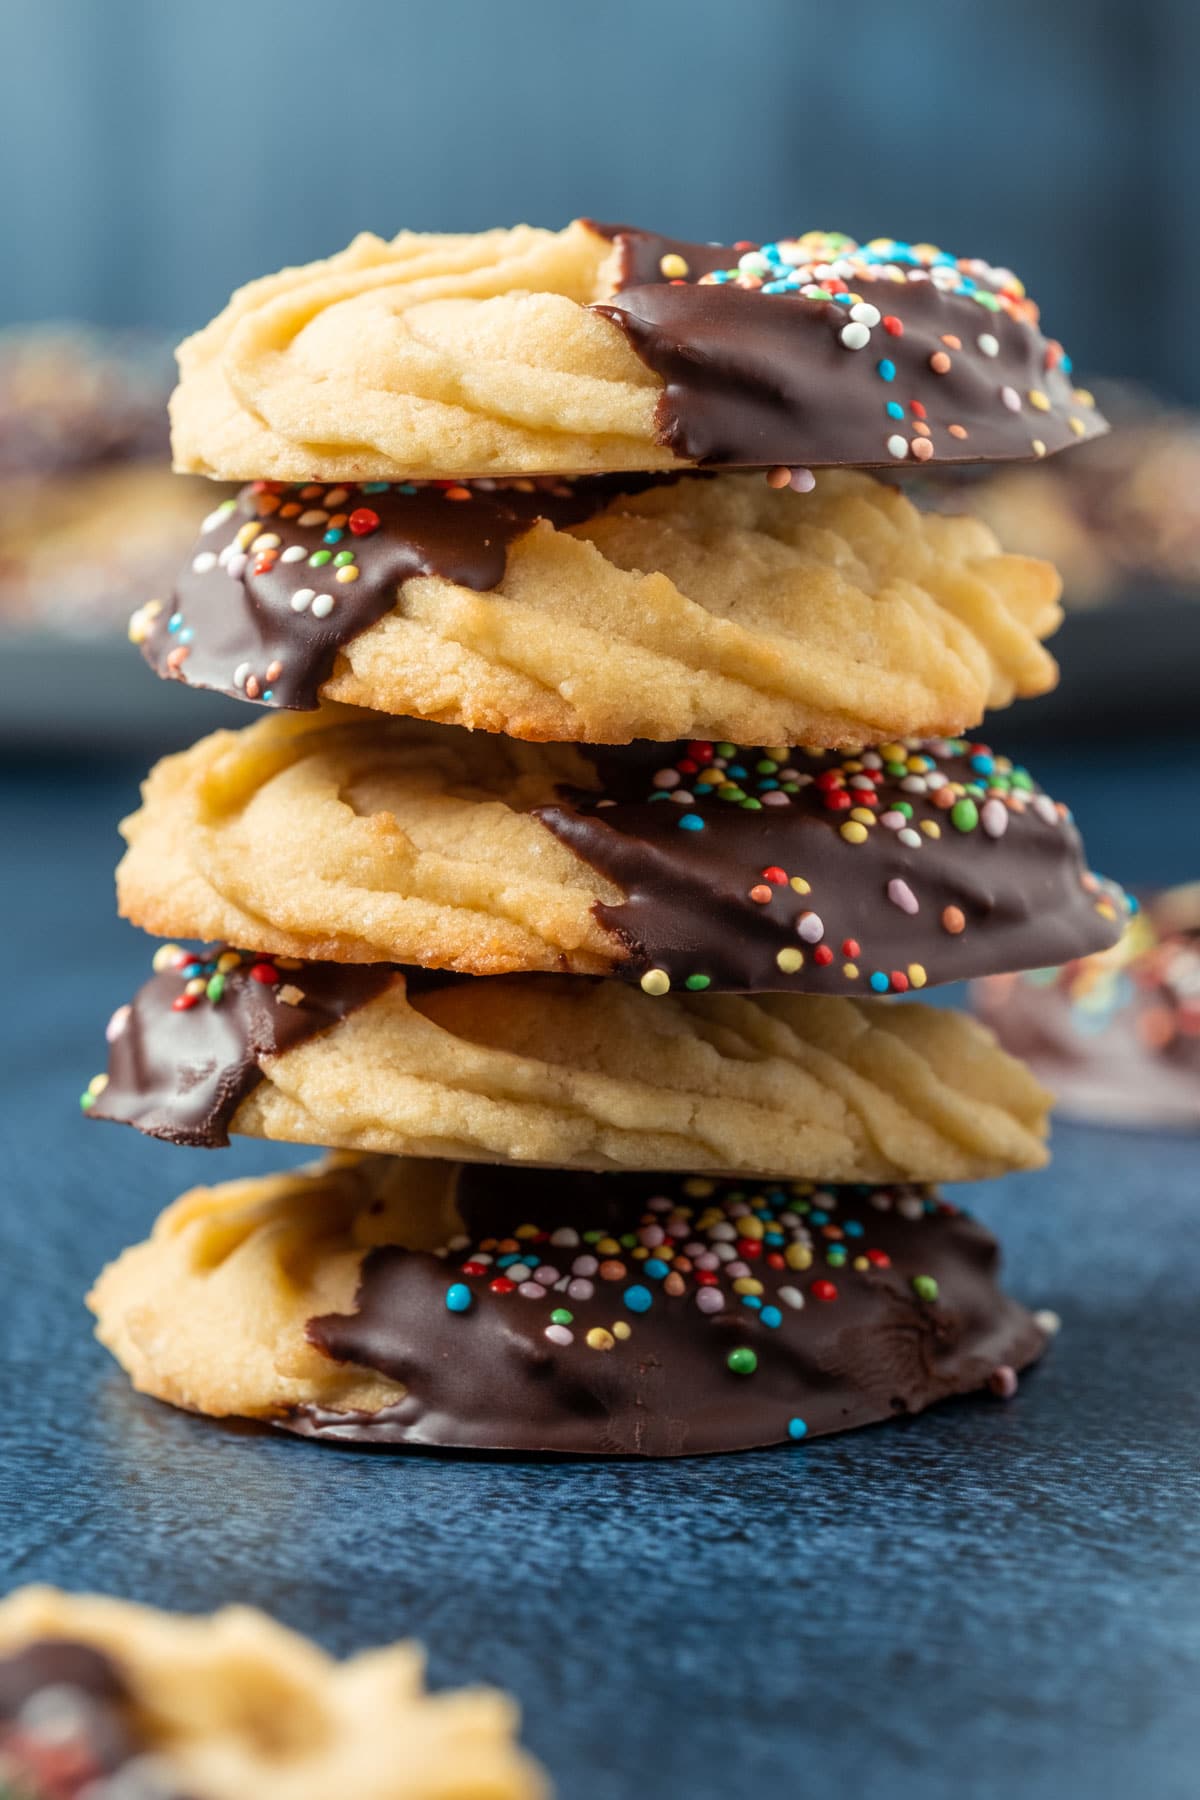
[89,1154,1051,1458]
[0,1586,543,1800]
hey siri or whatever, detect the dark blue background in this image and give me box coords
[3,0,1200,400]
[1,740,1197,1800]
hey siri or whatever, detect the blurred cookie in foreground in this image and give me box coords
[89,1156,1050,1456]
[974,884,1200,1129]
[0,1586,544,1799]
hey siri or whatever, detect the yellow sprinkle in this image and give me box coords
[921,820,941,839]
[1032,438,1047,457]
[733,1277,765,1297]
[184,977,206,997]
[684,1178,715,1197]
[597,1237,621,1255]
[776,947,804,974]
[659,252,690,278]
[235,522,258,550]
[275,957,304,970]
[880,743,906,763]
[1069,416,1086,436]
[613,1321,632,1340]
[632,1246,648,1260]
[127,599,163,645]
[152,943,182,973]
[785,1243,813,1271]
[335,565,360,583]
[766,746,789,762]
[251,532,281,552]
[908,963,928,989]
[1074,388,1096,408]
[849,807,876,826]
[843,962,859,980]
[515,1223,539,1239]
[216,951,241,973]
[586,1328,615,1351]
[1028,389,1051,412]
[853,1256,869,1271]
[843,760,864,774]
[87,1072,109,1097]
[1095,899,1117,920]
[840,821,869,845]
[739,1217,765,1240]
[789,877,811,895]
[640,969,671,996]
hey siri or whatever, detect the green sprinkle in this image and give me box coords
[951,798,979,833]
[583,1230,604,1244]
[756,759,779,774]
[206,973,225,1004]
[912,1275,940,1302]
[716,742,737,759]
[895,801,914,819]
[550,1308,574,1325]
[727,1347,758,1376]
[308,549,333,567]
[333,549,356,566]
[80,1091,95,1111]
[685,973,712,991]
[1012,768,1034,791]
[740,798,763,811]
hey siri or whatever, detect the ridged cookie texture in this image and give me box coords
[88,1156,1048,1456]
[139,470,1061,743]
[116,707,1128,995]
[0,1587,544,1800]
[88,954,1051,1179]
[170,220,1104,480]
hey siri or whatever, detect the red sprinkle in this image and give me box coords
[882,315,903,336]
[842,938,861,958]
[811,1280,839,1302]
[890,971,910,993]
[171,993,198,1011]
[736,1238,763,1261]
[348,507,381,536]
[823,790,853,812]
[461,1261,489,1276]
[762,866,788,885]
[695,1270,719,1286]
[490,1276,516,1294]
[813,945,834,966]
[250,963,279,985]
[867,1249,892,1268]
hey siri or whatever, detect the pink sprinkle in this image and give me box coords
[695,1289,725,1314]
[545,1324,574,1347]
[887,878,919,915]
[981,798,1009,839]
[988,1365,1018,1399]
[797,911,824,944]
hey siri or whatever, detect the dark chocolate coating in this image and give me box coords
[590,224,1106,470]
[0,1640,188,1798]
[534,738,1129,994]
[142,475,663,711]
[293,1168,1045,1457]
[87,947,395,1147]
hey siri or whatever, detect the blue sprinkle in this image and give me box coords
[758,779,778,791]
[764,1232,785,1247]
[869,972,891,994]
[970,753,995,776]
[886,401,905,420]
[843,1220,865,1237]
[624,1285,653,1314]
[679,815,705,832]
[398,483,418,494]
[727,764,748,779]
[644,1258,670,1280]
[323,528,345,545]
[179,628,194,644]
[760,1306,783,1329]
[445,1283,472,1314]
[788,1417,809,1441]
[740,1294,763,1310]
[496,1253,523,1268]
[809,1211,829,1226]
[167,613,183,633]
[1061,353,1073,374]
[262,690,274,703]
[180,963,202,979]
[361,481,390,493]
[876,359,896,382]
[833,291,853,305]
[647,791,672,803]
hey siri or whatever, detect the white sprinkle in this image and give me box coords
[849,775,875,791]
[861,751,884,769]
[567,1278,594,1301]
[191,551,218,574]
[1035,1309,1063,1336]
[201,501,236,533]
[695,1289,725,1314]
[506,1264,532,1284]
[518,1282,544,1299]
[981,798,1009,838]
[1034,795,1060,826]
[898,1194,924,1219]
[297,509,328,527]
[848,301,881,328]
[310,594,335,619]
[233,662,251,689]
[653,768,681,789]
[708,1222,737,1242]
[534,1266,559,1286]
[778,1285,805,1311]
[550,1226,579,1247]
[977,333,1000,358]
[251,532,281,552]
[901,775,928,795]
[1001,386,1021,412]
[668,789,694,805]
[544,1324,574,1347]
[290,588,316,613]
[225,552,248,580]
[572,1254,599,1276]
[796,911,824,944]
[788,467,816,494]
[105,1004,131,1043]
[887,434,910,459]
[281,545,307,563]
[840,321,871,350]
[925,771,948,791]
[712,1243,736,1264]
[447,1235,470,1251]
[898,828,922,849]
[888,878,919,915]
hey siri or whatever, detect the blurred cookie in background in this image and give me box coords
[973,883,1200,1130]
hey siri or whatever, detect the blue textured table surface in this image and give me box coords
[1,741,1198,1800]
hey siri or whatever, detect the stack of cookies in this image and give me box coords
[85,222,1128,1456]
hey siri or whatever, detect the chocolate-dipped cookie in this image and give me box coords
[131,468,1061,740]
[170,219,1105,483]
[0,1588,543,1800]
[84,948,1052,1181]
[975,884,1200,1129]
[89,1155,1050,1457]
[118,709,1129,996]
